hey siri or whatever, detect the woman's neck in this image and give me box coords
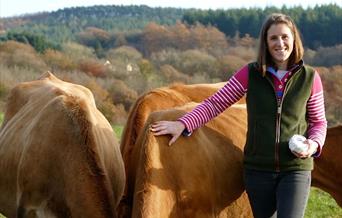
[274,60,288,71]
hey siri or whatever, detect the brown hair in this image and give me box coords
[257,13,304,76]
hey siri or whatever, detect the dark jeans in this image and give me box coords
[243,168,311,218]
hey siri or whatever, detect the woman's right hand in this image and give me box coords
[150,121,185,146]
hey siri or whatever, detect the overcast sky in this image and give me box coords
[0,0,341,18]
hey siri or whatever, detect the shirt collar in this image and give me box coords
[267,60,304,75]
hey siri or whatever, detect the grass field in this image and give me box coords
[0,189,341,217]
[0,115,341,217]
[306,188,342,217]
[112,124,124,139]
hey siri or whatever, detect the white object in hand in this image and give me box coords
[289,135,308,153]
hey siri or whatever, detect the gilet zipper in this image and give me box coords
[265,76,283,172]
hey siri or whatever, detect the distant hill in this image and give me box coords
[0,5,186,42]
[0,4,341,48]
[183,4,342,48]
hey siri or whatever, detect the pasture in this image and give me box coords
[0,114,341,217]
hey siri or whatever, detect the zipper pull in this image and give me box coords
[277,99,281,114]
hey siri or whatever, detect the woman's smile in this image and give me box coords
[267,23,294,70]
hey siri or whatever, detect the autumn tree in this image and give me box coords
[106,45,143,63]
[78,58,107,77]
[109,79,138,111]
[43,49,76,72]
[189,23,228,56]
[159,64,190,84]
[142,22,170,55]
[0,40,47,71]
[317,65,342,126]
[61,42,97,62]
[77,27,112,56]
[304,44,342,67]
[217,55,246,80]
[142,22,228,56]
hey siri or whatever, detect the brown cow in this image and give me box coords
[130,103,252,217]
[312,125,342,207]
[0,72,125,218]
[119,82,245,216]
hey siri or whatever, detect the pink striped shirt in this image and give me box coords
[179,65,327,156]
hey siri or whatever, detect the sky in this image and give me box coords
[0,0,341,18]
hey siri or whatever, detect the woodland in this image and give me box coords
[0,4,341,126]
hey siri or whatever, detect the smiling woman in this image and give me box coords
[266,23,294,70]
[150,13,327,218]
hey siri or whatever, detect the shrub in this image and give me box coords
[83,79,120,122]
[150,48,182,68]
[61,42,97,62]
[106,46,143,63]
[43,49,76,72]
[217,55,246,80]
[78,58,107,77]
[179,50,218,75]
[142,22,228,56]
[0,63,43,87]
[0,82,9,100]
[0,40,47,71]
[225,45,257,62]
[110,103,128,125]
[318,65,342,126]
[305,44,342,67]
[159,64,190,84]
[109,79,138,111]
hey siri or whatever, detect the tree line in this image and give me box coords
[0,4,341,49]
[183,4,342,49]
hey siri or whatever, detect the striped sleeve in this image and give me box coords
[307,71,328,157]
[178,65,248,132]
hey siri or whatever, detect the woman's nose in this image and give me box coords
[276,38,285,46]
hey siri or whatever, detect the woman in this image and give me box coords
[151,13,327,218]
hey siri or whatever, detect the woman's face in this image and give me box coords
[267,23,294,69]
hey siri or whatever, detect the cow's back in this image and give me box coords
[0,72,125,218]
[130,103,252,218]
[121,82,227,166]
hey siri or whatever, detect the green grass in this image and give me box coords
[112,124,124,140]
[305,188,342,218]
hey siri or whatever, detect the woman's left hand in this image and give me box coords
[150,121,185,146]
[291,139,318,158]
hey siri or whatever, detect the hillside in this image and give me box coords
[0,4,341,125]
[0,4,341,48]
[0,5,185,43]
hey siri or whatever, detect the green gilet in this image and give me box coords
[244,63,315,172]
